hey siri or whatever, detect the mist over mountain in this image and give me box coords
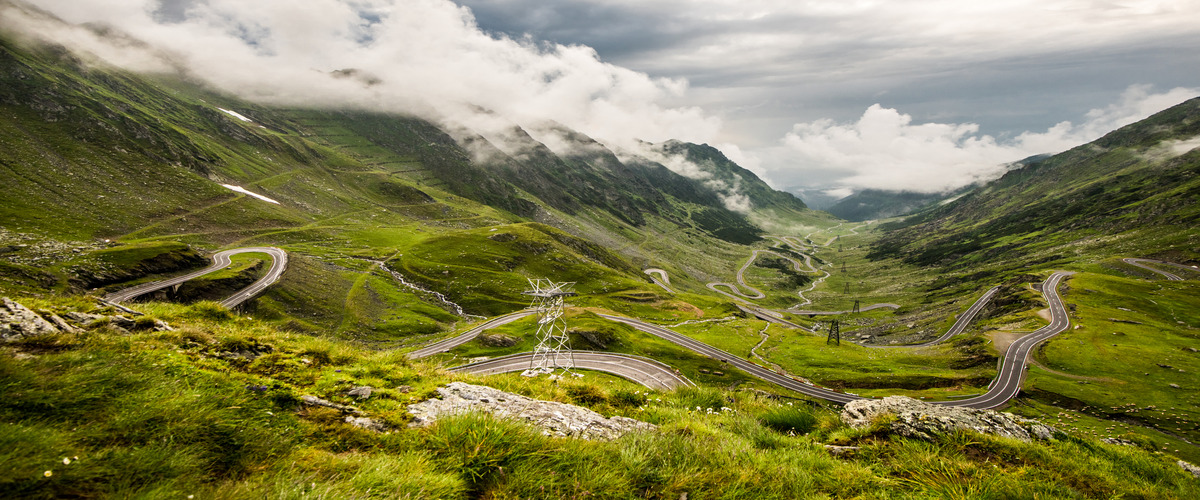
[870,98,1200,268]
[4,3,1200,498]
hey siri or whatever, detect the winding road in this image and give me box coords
[405,310,536,360]
[105,246,288,309]
[450,351,694,391]
[643,268,675,294]
[601,272,1073,409]
[1122,258,1197,281]
[862,286,1000,348]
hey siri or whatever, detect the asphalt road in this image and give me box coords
[940,272,1073,409]
[600,272,1073,409]
[643,268,676,294]
[405,310,536,360]
[104,247,288,309]
[598,312,862,404]
[862,286,1000,348]
[1122,258,1192,281]
[450,351,694,391]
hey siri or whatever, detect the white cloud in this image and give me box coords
[768,85,1199,193]
[12,0,721,152]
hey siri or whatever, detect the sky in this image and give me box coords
[6,0,1199,201]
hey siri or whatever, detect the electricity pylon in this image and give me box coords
[520,279,578,378]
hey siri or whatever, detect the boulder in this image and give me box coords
[1,298,59,342]
[1178,460,1200,479]
[478,333,518,347]
[347,386,374,400]
[841,396,1057,442]
[408,382,655,440]
[345,416,388,432]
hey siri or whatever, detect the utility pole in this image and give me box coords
[521,279,578,378]
[826,320,840,345]
[852,300,860,314]
[843,282,850,294]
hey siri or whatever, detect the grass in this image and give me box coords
[3,297,1200,498]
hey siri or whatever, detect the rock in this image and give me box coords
[347,386,374,400]
[1,297,60,342]
[1158,364,1174,369]
[1170,384,1182,389]
[301,395,362,415]
[153,319,174,332]
[1179,460,1200,478]
[46,314,78,333]
[396,385,412,393]
[478,333,518,348]
[1102,438,1137,446]
[841,396,1057,442]
[408,382,655,440]
[107,315,138,330]
[824,445,860,456]
[64,311,104,325]
[344,416,388,432]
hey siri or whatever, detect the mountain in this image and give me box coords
[0,27,815,335]
[825,189,951,221]
[870,97,1200,269]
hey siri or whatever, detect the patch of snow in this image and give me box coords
[217,108,253,122]
[220,184,280,204]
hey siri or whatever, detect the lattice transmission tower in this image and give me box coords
[520,279,579,378]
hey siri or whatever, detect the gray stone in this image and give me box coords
[1170,383,1182,389]
[1,297,59,342]
[64,311,104,325]
[347,386,374,400]
[345,416,388,432]
[841,396,1058,442]
[110,315,137,329]
[301,395,362,415]
[1179,460,1200,478]
[824,445,860,456]
[408,382,656,441]
[46,314,78,333]
[1102,438,1137,446]
[478,333,518,347]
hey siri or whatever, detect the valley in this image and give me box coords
[3,18,1200,498]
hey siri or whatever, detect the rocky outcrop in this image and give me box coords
[2,298,176,342]
[1178,460,1200,478]
[841,396,1057,442]
[2,297,60,341]
[408,382,655,440]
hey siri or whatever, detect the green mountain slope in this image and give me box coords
[870,97,1200,269]
[0,29,816,339]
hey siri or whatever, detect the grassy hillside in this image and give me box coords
[870,97,1200,272]
[4,297,1199,499]
[0,30,822,342]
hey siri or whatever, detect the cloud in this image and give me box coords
[10,0,722,152]
[767,85,1199,193]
